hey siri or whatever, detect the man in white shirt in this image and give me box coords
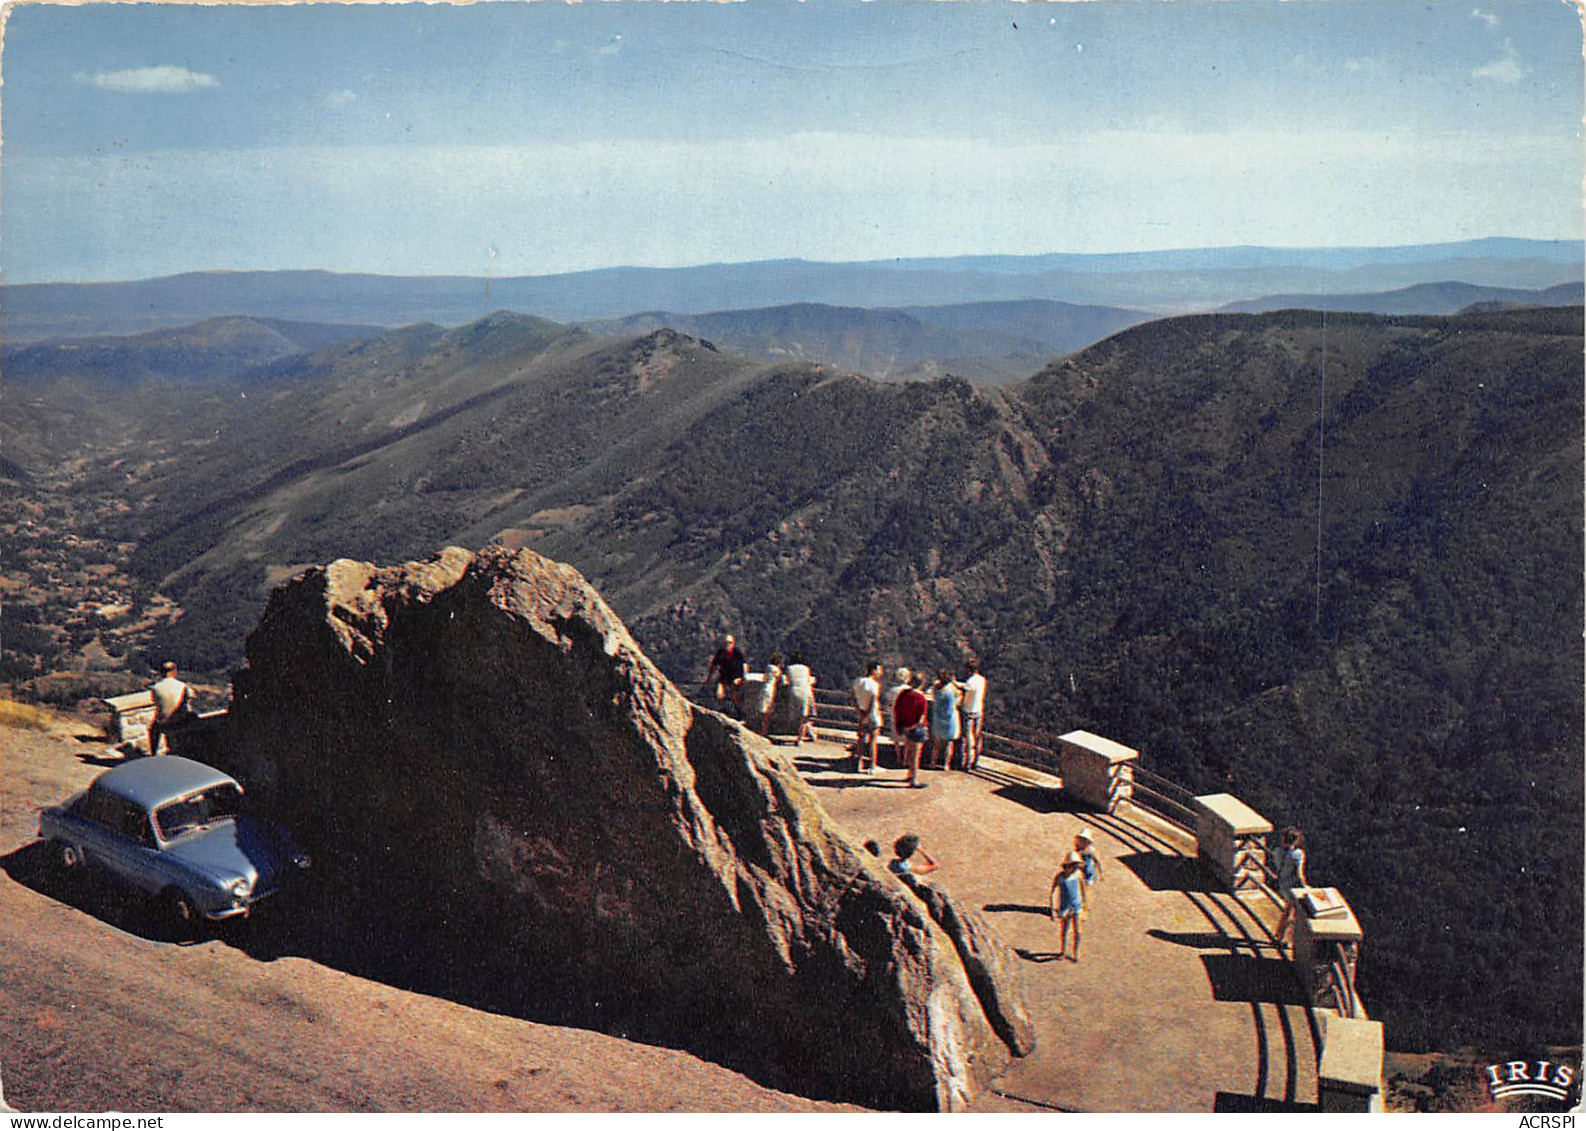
[850,661,884,774]
[147,661,195,756]
[960,659,988,770]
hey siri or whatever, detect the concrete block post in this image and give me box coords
[1292,887,1364,1008]
[1057,731,1138,812]
[102,691,156,750]
[1318,1014,1385,1113]
[1193,793,1273,891]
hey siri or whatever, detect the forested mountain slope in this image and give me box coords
[14,305,1580,1054]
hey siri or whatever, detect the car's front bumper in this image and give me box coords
[203,886,279,920]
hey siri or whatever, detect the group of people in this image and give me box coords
[850,659,987,788]
[706,635,819,742]
[702,634,1321,970]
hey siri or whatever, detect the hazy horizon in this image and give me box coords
[6,235,1584,291]
[3,0,1581,285]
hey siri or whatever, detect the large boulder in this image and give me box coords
[226,545,1029,1110]
[897,873,1037,1056]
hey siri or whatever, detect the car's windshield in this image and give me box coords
[153,783,243,841]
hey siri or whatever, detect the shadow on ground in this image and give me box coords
[982,902,1049,917]
[1014,949,1065,964]
[3,836,850,1107]
[2,840,202,946]
[1147,928,1248,949]
[1214,1091,1320,1112]
[1116,852,1218,893]
[1200,953,1307,1005]
[989,784,1074,815]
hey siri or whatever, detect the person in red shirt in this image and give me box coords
[892,672,931,789]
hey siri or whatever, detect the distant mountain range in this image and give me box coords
[2,238,1579,341]
[1220,280,1584,316]
[583,299,1151,383]
[4,315,384,387]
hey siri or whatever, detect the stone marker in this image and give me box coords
[226,545,1029,1111]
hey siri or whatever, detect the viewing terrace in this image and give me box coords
[746,678,1383,1113]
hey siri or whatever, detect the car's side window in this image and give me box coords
[115,800,156,846]
[76,788,119,828]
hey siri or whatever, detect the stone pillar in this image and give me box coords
[1292,887,1364,1008]
[1318,1014,1385,1113]
[1193,793,1273,891]
[741,673,771,733]
[102,691,156,750]
[1057,731,1138,812]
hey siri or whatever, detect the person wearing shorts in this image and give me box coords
[1049,851,1087,961]
[893,673,931,788]
[851,661,884,774]
[961,659,987,770]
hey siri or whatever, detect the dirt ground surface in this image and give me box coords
[0,719,856,1114]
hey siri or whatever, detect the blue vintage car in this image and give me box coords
[39,755,311,930]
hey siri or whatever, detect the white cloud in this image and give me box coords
[325,89,358,110]
[1343,58,1365,72]
[1471,8,1501,29]
[76,65,219,94]
[1473,41,1524,83]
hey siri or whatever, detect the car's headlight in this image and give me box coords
[230,877,253,899]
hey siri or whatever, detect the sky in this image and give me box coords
[0,0,1581,283]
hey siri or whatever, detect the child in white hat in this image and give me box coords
[1075,827,1103,899]
[1048,851,1086,961]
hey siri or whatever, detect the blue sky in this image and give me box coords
[1,0,1580,283]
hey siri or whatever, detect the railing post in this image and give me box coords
[1317,1013,1385,1112]
[102,691,156,751]
[1192,793,1274,893]
[1056,731,1138,812]
[1292,887,1364,1009]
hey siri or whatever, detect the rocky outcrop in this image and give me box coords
[226,545,1030,1110]
[897,873,1037,1057]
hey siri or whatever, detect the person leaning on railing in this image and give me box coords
[1272,826,1308,947]
[784,652,818,742]
[147,661,197,756]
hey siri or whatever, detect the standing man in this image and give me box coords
[850,660,885,774]
[147,661,195,756]
[707,634,748,718]
[961,658,988,771]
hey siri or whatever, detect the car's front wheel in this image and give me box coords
[160,887,201,938]
[53,840,83,875]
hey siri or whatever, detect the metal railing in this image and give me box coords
[1125,763,1199,833]
[1322,941,1365,1020]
